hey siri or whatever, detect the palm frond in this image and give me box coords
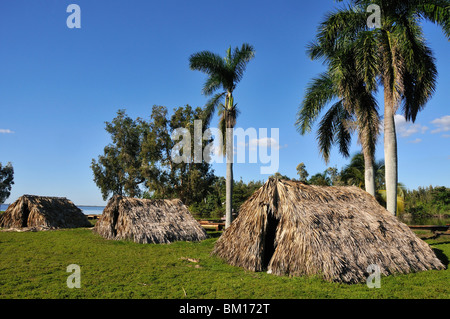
[353,30,380,92]
[230,43,255,84]
[401,50,437,122]
[202,92,226,126]
[379,29,405,109]
[415,0,450,39]
[202,74,223,96]
[315,6,368,57]
[354,90,380,158]
[296,72,337,134]
[395,18,438,122]
[336,106,353,159]
[306,40,326,61]
[189,50,227,76]
[217,104,226,156]
[317,100,352,163]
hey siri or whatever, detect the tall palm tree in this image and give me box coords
[189,43,255,228]
[308,0,449,214]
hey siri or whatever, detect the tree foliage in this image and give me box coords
[339,153,385,190]
[91,106,215,206]
[91,110,144,200]
[404,186,450,219]
[296,153,383,188]
[0,162,14,204]
[188,177,264,219]
[296,163,309,182]
[141,105,216,206]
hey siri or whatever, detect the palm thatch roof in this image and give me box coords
[212,178,444,283]
[0,195,91,230]
[93,195,207,244]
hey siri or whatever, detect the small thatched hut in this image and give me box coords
[0,195,91,230]
[93,195,207,244]
[212,178,444,283]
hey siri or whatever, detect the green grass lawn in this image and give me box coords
[0,227,448,299]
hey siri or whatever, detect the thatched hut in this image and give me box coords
[0,195,91,230]
[93,195,207,244]
[212,178,444,283]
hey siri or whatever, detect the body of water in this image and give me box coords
[78,206,105,215]
[1,204,105,215]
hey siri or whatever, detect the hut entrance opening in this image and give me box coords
[111,208,119,236]
[262,211,279,269]
[21,203,30,227]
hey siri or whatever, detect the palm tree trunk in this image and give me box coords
[363,150,376,197]
[225,154,233,228]
[225,93,234,228]
[384,93,398,215]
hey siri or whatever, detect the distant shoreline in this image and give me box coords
[1,204,105,208]
[1,204,105,215]
[77,205,106,208]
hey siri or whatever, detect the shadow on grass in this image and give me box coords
[206,231,223,239]
[431,241,450,245]
[432,248,449,268]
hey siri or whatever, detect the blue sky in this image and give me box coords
[0,0,449,206]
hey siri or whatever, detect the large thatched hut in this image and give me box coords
[0,195,91,230]
[93,195,207,244]
[212,178,444,283]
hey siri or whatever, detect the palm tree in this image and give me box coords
[189,43,255,228]
[296,59,380,196]
[340,152,385,190]
[308,0,449,214]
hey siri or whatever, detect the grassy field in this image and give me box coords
[0,226,448,299]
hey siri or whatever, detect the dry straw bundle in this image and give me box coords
[212,178,444,283]
[93,195,207,244]
[0,195,91,230]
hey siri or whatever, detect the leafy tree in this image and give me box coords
[142,105,216,206]
[269,172,291,180]
[431,186,450,208]
[198,177,263,219]
[139,105,172,199]
[325,167,340,185]
[91,110,144,200]
[0,162,14,204]
[296,162,309,182]
[309,171,332,186]
[92,106,216,206]
[232,179,263,211]
[189,43,255,228]
[403,185,450,220]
